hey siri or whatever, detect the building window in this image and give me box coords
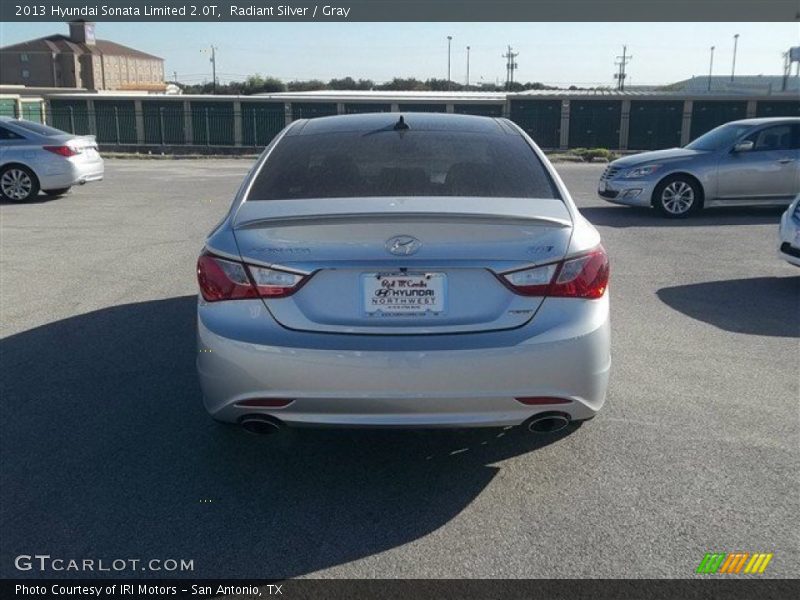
[20,53,29,62]
[21,69,30,79]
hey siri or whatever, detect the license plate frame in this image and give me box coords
[362,272,447,317]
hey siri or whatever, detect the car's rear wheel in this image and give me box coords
[653,175,701,218]
[43,187,71,197]
[0,165,40,203]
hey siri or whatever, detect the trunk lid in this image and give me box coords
[232,197,573,334]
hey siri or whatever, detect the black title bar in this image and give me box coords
[3,0,799,22]
[3,579,800,600]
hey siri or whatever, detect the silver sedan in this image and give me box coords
[0,117,104,203]
[779,194,800,267]
[599,117,799,218]
[196,113,611,435]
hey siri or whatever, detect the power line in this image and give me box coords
[502,45,519,90]
[201,45,218,93]
[614,45,632,91]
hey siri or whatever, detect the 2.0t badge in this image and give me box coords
[386,235,422,256]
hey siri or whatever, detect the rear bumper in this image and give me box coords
[38,158,104,189]
[197,295,611,428]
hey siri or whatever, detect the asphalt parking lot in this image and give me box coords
[1,159,797,579]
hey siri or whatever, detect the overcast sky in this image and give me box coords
[1,22,797,86]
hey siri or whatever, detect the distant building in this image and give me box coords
[662,75,799,94]
[0,21,165,91]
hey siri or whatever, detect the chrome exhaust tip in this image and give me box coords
[240,415,284,435]
[526,413,571,434]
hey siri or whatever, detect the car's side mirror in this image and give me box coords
[733,140,754,153]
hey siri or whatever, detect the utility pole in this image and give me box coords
[173,70,178,84]
[614,45,632,91]
[466,46,471,88]
[731,34,739,82]
[708,45,715,91]
[202,45,218,93]
[502,45,519,90]
[447,36,453,90]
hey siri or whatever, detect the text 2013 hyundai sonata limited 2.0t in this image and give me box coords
[196,113,610,435]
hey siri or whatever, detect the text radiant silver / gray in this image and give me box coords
[196,113,610,434]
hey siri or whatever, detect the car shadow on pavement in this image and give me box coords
[580,205,786,228]
[657,276,800,337]
[0,192,65,205]
[0,295,578,579]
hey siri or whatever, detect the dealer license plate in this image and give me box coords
[362,272,446,316]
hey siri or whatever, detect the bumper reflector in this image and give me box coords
[515,397,573,405]
[235,398,294,408]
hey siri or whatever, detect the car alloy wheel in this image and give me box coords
[660,180,695,216]
[1,168,35,202]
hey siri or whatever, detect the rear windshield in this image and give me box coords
[246,130,561,200]
[10,120,67,137]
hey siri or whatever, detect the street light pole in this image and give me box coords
[466,46,471,87]
[731,34,739,82]
[708,45,715,92]
[447,36,453,90]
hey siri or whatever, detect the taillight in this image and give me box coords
[499,245,609,299]
[43,145,79,158]
[197,253,309,302]
[248,264,307,297]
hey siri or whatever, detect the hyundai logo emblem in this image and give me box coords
[386,235,422,256]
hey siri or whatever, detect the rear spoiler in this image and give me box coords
[234,197,573,229]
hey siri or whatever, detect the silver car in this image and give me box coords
[196,113,610,435]
[779,194,800,267]
[599,117,799,218]
[0,117,104,203]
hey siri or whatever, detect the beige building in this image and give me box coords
[0,22,165,91]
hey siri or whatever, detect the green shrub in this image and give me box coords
[569,147,616,162]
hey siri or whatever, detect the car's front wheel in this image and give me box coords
[0,165,40,203]
[43,187,71,197]
[653,175,701,218]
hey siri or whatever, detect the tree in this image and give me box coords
[377,78,427,91]
[328,77,374,90]
[287,79,327,92]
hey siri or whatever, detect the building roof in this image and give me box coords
[0,35,162,61]
[663,75,799,93]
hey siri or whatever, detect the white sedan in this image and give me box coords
[779,194,800,267]
[0,117,104,203]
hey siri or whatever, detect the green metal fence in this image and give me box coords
[94,100,137,144]
[755,100,800,118]
[241,102,286,146]
[32,95,799,151]
[191,101,235,145]
[509,100,561,148]
[453,104,504,117]
[569,100,621,149]
[48,100,91,135]
[291,102,338,119]
[690,101,747,140]
[0,98,17,118]
[20,101,44,123]
[396,103,447,113]
[143,101,186,145]
[628,101,683,150]
[343,103,392,114]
